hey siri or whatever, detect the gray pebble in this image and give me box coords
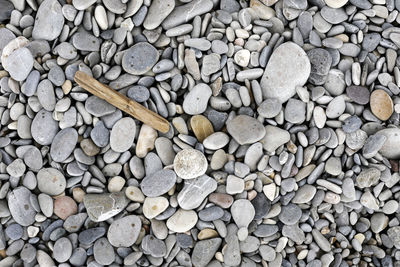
[50,128,78,162]
[141,169,176,197]
[122,42,159,75]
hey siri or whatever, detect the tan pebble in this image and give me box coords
[370,89,393,121]
[143,197,169,219]
[210,149,227,170]
[244,180,254,190]
[135,228,146,245]
[335,34,349,43]
[108,176,126,193]
[198,229,218,240]
[247,190,257,201]
[215,251,224,262]
[0,250,6,258]
[136,124,158,158]
[210,77,223,96]
[80,138,100,156]
[125,186,145,203]
[354,233,365,244]
[72,187,85,203]
[0,70,9,79]
[53,196,78,220]
[208,193,234,209]
[190,115,214,142]
[62,80,72,94]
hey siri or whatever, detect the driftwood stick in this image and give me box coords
[74,71,170,133]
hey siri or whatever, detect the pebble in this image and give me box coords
[191,115,214,142]
[261,42,311,103]
[83,192,128,222]
[285,99,306,124]
[166,209,198,233]
[53,196,77,220]
[50,128,78,162]
[5,224,23,240]
[2,46,33,82]
[261,126,291,153]
[141,169,176,197]
[110,117,136,152]
[94,238,115,265]
[122,42,159,75]
[107,215,141,247]
[370,89,393,121]
[257,98,282,118]
[32,0,64,41]
[174,148,208,179]
[292,185,317,204]
[279,204,302,225]
[377,128,400,159]
[191,238,222,267]
[143,196,169,219]
[8,187,36,226]
[53,237,72,263]
[307,48,332,85]
[178,174,217,210]
[37,168,66,196]
[226,115,266,145]
[182,83,212,115]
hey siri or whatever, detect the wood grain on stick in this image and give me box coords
[74,71,170,133]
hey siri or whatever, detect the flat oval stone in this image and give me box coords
[94,238,115,265]
[127,85,150,103]
[320,6,348,24]
[85,95,116,117]
[370,89,393,121]
[50,128,78,162]
[102,0,126,14]
[72,0,96,10]
[141,235,167,257]
[226,115,266,145]
[261,125,291,153]
[377,128,400,159]
[292,185,317,204]
[54,196,77,220]
[53,237,72,263]
[192,238,222,267]
[143,196,169,219]
[260,42,311,103]
[174,148,208,179]
[110,117,136,153]
[31,109,59,145]
[2,47,33,82]
[166,209,198,233]
[37,79,56,111]
[122,42,159,75]
[141,169,176,197]
[83,192,128,222]
[143,0,175,30]
[32,0,64,41]
[8,187,36,226]
[182,83,212,115]
[37,168,66,196]
[177,174,217,210]
[107,215,142,247]
[257,98,282,118]
[71,31,101,51]
[78,227,105,244]
[279,204,302,225]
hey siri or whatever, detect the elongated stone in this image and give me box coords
[178,174,217,210]
[83,192,129,222]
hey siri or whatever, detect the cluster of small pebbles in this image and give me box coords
[2,0,400,266]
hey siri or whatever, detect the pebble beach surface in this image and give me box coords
[1,0,400,266]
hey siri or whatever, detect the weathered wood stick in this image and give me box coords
[74,71,170,133]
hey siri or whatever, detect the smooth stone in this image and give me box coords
[64,213,87,233]
[292,185,317,204]
[257,98,282,118]
[141,235,167,258]
[5,224,23,240]
[37,250,56,267]
[251,193,271,220]
[72,0,96,10]
[191,238,222,267]
[282,224,305,244]
[71,31,101,51]
[326,96,346,118]
[203,132,229,150]
[377,128,400,159]
[8,187,36,226]
[356,168,381,188]
[198,206,224,221]
[253,224,279,237]
[371,213,388,233]
[166,209,198,233]
[202,54,220,76]
[285,99,306,124]
[143,196,169,219]
[37,168,66,196]
[122,42,159,75]
[370,89,393,121]
[320,6,348,24]
[50,128,78,162]
[37,79,56,111]
[312,229,331,252]
[6,158,25,177]
[127,85,150,103]
[324,0,348,8]
[110,117,136,153]
[53,237,72,263]
[32,0,64,41]
[388,226,400,248]
[363,33,381,52]
[83,192,128,222]
[226,115,265,145]
[174,148,208,179]
[54,196,77,220]
[90,121,109,148]
[307,48,332,85]
[38,194,53,217]
[362,134,387,159]
[0,0,13,22]
[182,83,212,115]
[78,227,106,245]
[191,115,214,142]
[177,174,217,210]
[279,204,302,225]
[260,126,290,153]
[162,0,213,30]
[260,42,311,103]
[342,116,362,133]
[141,169,176,197]
[31,109,59,145]
[231,199,255,228]
[324,69,346,95]
[85,95,116,117]
[0,28,16,62]
[107,215,141,247]
[143,0,175,30]
[94,238,115,265]
[2,47,33,82]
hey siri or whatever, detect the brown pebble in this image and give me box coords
[190,115,214,142]
[53,196,78,220]
[208,193,234,209]
[370,89,393,121]
[198,229,218,240]
[80,138,100,156]
[72,187,85,203]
